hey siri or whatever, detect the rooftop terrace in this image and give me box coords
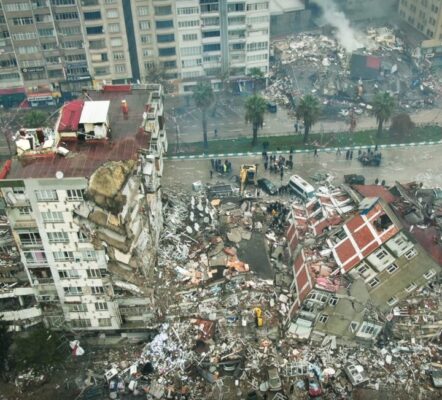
[6,86,161,180]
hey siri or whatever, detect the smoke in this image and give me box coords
[312,0,364,53]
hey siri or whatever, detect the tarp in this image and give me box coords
[80,101,110,124]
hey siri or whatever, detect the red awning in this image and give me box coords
[58,100,85,133]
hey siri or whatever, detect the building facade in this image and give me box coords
[399,0,442,43]
[0,0,270,103]
[0,84,166,332]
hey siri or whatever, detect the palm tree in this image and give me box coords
[245,95,267,145]
[372,91,395,137]
[296,95,321,143]
[247,67,264,94]
[192,82,214,149]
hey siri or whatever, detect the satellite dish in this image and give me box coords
[56,171,64,179]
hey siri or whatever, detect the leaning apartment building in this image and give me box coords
[0,0,270,105]
[0,84,167,332]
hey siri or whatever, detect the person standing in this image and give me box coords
[280,167,284,181]
[350,150,353,160]
[210,170,213,179]
[314,148,318,157]
[264,160,268,170]
[294,120,299,133]
[214,128,218,138]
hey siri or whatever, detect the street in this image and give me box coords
[163,143,442,190]
[164,93,442,144]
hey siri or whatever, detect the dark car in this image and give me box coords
[257,178,277,195]
[344,174,365,185]
[267,102,277,113]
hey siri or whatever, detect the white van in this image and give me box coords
[288,175,315,201]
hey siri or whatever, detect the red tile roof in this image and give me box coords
[58,100,84,133]
[353,185,397,204]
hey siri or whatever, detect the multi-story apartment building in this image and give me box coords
[286,189,441,342]
[399,0,442,45]
[0,83,167,332]
[0,0,270,106]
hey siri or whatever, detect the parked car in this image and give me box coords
[344,174,365,185]
[257,178,277,195]
[268,367,282,391]
[267,102,277,113]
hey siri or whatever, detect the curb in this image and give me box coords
[166,139,442,160]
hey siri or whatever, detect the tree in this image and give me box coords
[247,67,264,94]
[245,95,267,145]
[0,318,12,375]
[144,63,166,83]
[24,110,47,128]
[296,95,321,143]
[14,325,65,370]
[192,82,214,149]
[372,91,395,137]
[389,113,415,136]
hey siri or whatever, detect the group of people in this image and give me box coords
[210,158,232,177]
[263,153,294,176]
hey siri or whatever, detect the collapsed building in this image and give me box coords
[0,84,166,332]
[287,184,441,342]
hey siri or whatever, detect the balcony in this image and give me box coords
[12,218,38,229]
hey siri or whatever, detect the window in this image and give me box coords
[24,251,47,265]
[141,34,152,44]
[18,207,32,215]
[113,51,125,60]
[201,2,219,12]
[142,48,152,57]
[329,296,338,306]
[318,314,328,323]
[349,321,359,333]
[387,296,398,306]
[66,189,84,201]
[203,43,220,52]
[59,26,82,36]
[405,282,417,293]
[111,38,123,47]
[59,269,80,279]
[106,9,118,18]
[182,58,201,67]
[162,60,176,69]
[155,6,172,15]
[0,73,20,82]
[139,20,150,31]
[95,302,108,311]
[86,268,101,278]
[68,303,87,312]
[386,263,399,274]
[159,47,176,56]
[84,11,101,20]
[404,248,417,260]
[228,3,245,12]
[82,250,97,261]
[82,0,99,5]
[18,232,41,246]
[247,42,268,52]
[91,286,104,294]
[178,20,199,28]
[359,322,381,336]
[375,249,389,260]
[156,20,174,29]
[47,232,69,244]
[157,34,175,43]
[137,7,149,17]
[71,319,91,328]
[228,16,245,25]
[202,30,220,38]
[202,17,219,26]
[43,42,59,50]
[115,64,126,73]
[63,286,83,295]
[424,269,436,280]
[51,0,75,4]
[17,46,39,55]
[55,12,78,20]
[13,17,34,26]
[42,211,64,223]
[247,2,269,11]
[183,33,198,41]
[89,39,106,49]
[105,0,116,3]
[65,54,86,62]
[95,66,110,75]
[181,46,201,56]
[108,23,120,33]
[98,318,111,327]
[247,53,267,62]
[246,15,269,25]
[5,3,31,11]
[12,32,37,40]
[86,26,103,35]
[53,251,75,262]
[46,56,61,64]
[368,277,380,288]
[177,7,199,15]
[78,231,88,243]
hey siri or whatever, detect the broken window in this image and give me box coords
[91,286,104,294]
[87,269,101,278]
[18,206,32,215]
[18,231,41,245]
[59,269,80,279]
[373,214,392,231]
[387,297,398,306]
[349,321,359,333]
[78,231,88,243]
[82,250,97,261]
[64,286,82,295]
[424,269,436,280]
[98,318,111,327]
[71,318,91,328]
[68,303,87,312]
[405,282,417,293]
[329,296,338,306]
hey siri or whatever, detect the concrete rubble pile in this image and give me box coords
[85,186,441,399]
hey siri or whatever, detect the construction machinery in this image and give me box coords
[239,164,258,194]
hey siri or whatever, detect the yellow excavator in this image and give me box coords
[239,164,258,194]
